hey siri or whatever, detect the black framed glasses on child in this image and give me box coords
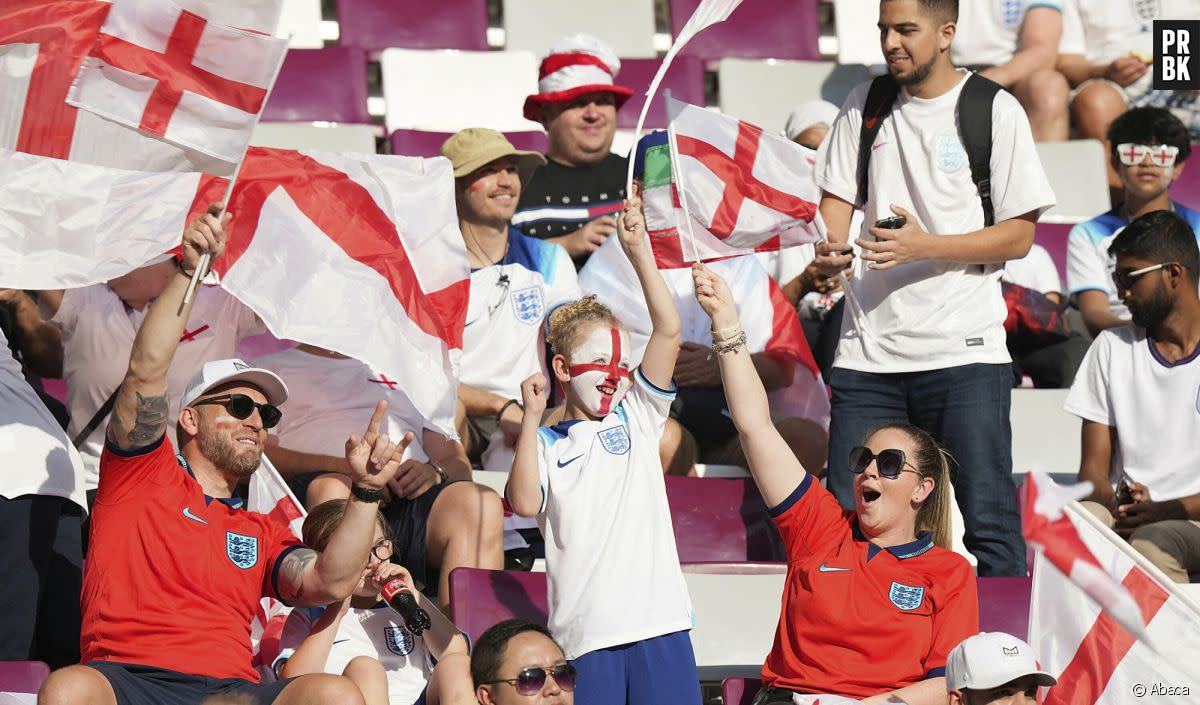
[848,446,920,479]
[190,394,282,429]
[483,664,577,696]
[370,539,393,562]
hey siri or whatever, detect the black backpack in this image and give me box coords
[854,72,1004,227]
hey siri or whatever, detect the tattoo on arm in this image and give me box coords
[128,391,169,445]
[277,548,317,604]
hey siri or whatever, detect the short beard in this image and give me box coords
[892,53,936,87]
[198,427,261,478]
[1131,285,1173,330]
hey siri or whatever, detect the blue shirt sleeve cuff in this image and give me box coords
[271,544,307,605]
[768,474,814,518]
[925,667,946,679]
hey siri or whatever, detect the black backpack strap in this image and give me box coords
[72,387,118,448]
[855,74,900,208]
[955,73,1003,227]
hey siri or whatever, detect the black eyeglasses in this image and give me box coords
[371,538,394,562]
[483,664,577,696]
[1111,262,1184,292]
[191,394,282,429]
[849,446,920,479]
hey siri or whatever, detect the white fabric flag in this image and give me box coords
[247,455,304,681]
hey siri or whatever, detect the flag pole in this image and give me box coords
[180,41,292,312]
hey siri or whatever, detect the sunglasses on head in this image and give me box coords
[191,394,282,429]
[484,664,577,696]
[849,446,919,479]
[1116,143,1179,168]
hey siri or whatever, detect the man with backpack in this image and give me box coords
[812,0,1056,577]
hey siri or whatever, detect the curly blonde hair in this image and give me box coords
[546,295,621,359]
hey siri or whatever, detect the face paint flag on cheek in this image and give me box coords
[567,327,632,416]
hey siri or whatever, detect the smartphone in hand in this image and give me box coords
[874,215,906,230]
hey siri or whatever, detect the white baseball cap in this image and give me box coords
[946,632,1057,692]
[181,358,288,409]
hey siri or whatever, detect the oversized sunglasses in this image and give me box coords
[849,446,919,479]
[1116,143,1179,168]
[483,664,577,696]
[191,394,282,429]
[1111,262,1184,292]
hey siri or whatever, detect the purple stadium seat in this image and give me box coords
[1175,156,1200,211]
[722,676,762,705]
[616,57,706,130]
[262,48,370,124]
[447,568,549,645]
[0,661,51,694]
[978,576,1032,641]
[389,130,548,159]
[665,477,787,563]
[336,0,488,53]
[668,0,820,62]
[1035,222,1071,287]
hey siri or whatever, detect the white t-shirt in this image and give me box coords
[460,228,580,400]
[276,604,432,705]
[526,370,693,659]
[0,329,87,511]
[251,347,435,463]
[953,0,1064,68]
[1003,243,1063,295]
[814,70,1056,373]
[1059,0,1198,65]
[1064,326,1200,501]
[53,284,262,489]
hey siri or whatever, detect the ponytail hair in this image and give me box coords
[867,423,955,550]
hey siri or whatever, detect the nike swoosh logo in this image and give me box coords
[182,506,209,525]
[818,563,850,573]
[333,639,349,645]
[557,454,584,468]
[871,141,888,151]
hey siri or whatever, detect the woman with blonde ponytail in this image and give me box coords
[692,265,978,705]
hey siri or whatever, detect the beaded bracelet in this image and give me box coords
[712,330,748,354]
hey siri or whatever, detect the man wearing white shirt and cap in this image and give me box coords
[945,632,1056,704]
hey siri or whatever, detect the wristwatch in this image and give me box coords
[431,462,449,485]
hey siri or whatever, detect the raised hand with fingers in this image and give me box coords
[521,373,547,418]
[345,400,413,490]
[618,196,647,251]
[691,263,739,331]
[181,203,230,275]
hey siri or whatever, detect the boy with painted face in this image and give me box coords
[507,195,699,705]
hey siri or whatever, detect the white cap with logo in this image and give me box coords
[946,632,1057,691]
[181,358,289,409]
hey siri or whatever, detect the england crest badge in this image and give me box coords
[597,425,631,455]
[510,286,544,325]
[385,626,416,655]
[226,531,258,569]
[888,581,925,611]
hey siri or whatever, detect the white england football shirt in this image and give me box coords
[250,347,435,462]
[1059,0,1198,65]
[1064,326,1200,501]
[814,70,1056,373]
[276,604,432,705]
[53,283,262,488]
[953,0,1063,68]
[523,370,693,659]
[460,228,580,400]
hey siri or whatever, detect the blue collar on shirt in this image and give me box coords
[853,521,935,561]
[544,419,584,440]
[177,453,244,509]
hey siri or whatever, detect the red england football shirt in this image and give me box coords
[80,436,303,681]
[761,474,979,697]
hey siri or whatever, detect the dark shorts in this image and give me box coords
[87,661,295,705]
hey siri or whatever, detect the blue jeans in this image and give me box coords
[825,363,1026,577]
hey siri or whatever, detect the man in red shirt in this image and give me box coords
[39,206,412,705]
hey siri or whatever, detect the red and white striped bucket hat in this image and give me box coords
[523,34,634,122]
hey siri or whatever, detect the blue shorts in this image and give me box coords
[571,631,701,705]
[87,661,295,705]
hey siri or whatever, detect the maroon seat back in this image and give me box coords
[389,130,548,158]
[337,0,489,53]
[262,48,370,124]
[1174,154,1200,211]
[668,0,820,61]
[616,57,706,130]
[665,476,787,563]
[1034,222,1072,286]
[448,568,549,645]
[722,677,762,705]
[0,661,51,694]
[978,576,1032,641]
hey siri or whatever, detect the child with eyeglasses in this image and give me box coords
[691,264,978,705]
[273,500,473,705]
[507,194,700,705]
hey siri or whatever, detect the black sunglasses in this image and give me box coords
[1110,262,1186,292]
[483,664,577,696]
[849,446,919,479]
[191,394,282,429]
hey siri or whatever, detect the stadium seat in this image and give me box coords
[1037,140,1112,224]
[693,463,750,478]
[379,49,542,133]
[277,0,323,49]
[502,0,657,59]
[1011,389,1081,476]
[336,0,488,53]
[0,661,50,694]
[251,124,378,154]
[978,576,1032,641]
[389,130,547,158]
[721,677,761,705]
[1034,221,1072,286]
[665,476,787,563]
[1175,155,1200,211]
[833,0,886,66]
[262,48,371,124]
[717,59,871,133]
[667,0,821,62]
[617,57,706,130]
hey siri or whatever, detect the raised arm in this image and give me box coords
[692,264,807,507]
[507,373,547,518]
[106,205,227,450]
[276,402,413,606]
[619,194,680,388]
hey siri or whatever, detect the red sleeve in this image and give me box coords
[263,518,306,603]
[923,556,980,677]
[95,435,177,506]
[770,474,853,563]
